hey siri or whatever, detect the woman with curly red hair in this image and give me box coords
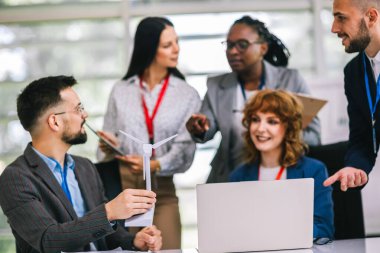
[230,89,334,240]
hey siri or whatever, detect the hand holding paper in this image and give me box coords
[104,189,156,221]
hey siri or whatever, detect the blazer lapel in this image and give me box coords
[360,53,376,119]
[250,163,259,181]
[73,157,108,250]
[263,61,279,89]
[219,73,238,108]
[286,161,304,179]
[25,144,77,218]
[73,158,96,210]
[218,73,239,130]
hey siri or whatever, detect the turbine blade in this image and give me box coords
[119,130,144,144]
[152,134,178,149]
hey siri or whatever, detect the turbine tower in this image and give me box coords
[119,130,177,226]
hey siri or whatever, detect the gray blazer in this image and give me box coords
[194,61,321,183]
[0,143,135,253]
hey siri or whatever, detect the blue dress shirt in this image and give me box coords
[32,147,87,217]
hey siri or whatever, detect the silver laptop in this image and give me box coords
[196,178,314,253]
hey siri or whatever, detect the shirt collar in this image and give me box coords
[374,51,380,63]
[125,74,176,88]
[32,146,75,172]
[366,51,380,64]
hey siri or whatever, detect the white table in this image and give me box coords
[87,237,380,253]
[148,237,380,253]
[312,237,380,253]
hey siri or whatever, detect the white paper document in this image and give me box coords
[123,207,155,227]
[294,93,327,128]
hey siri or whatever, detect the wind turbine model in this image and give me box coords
[118,130,178,227]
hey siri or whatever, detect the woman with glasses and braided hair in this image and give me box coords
[186,16,321,183]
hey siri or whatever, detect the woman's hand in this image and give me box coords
[97,131,120,155]
[116,155,161,173]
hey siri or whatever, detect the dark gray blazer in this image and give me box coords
[193,61,321,183]
[0,143,135,253]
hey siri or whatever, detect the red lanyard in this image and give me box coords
[258,166,285,180]
[139,74,170,146]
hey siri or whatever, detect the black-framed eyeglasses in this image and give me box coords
[54,103,85,116]
[221,39,263,52]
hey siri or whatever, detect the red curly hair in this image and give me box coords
[242,89,306,167]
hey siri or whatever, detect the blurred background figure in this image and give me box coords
[186,16,321,183]
[97,17,201,249]
[230,89,334,240]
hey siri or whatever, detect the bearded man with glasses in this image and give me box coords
[186,16,321,183]
[0,75,162,253]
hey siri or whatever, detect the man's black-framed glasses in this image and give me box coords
[54,103,85,116]
[221,39,263,52]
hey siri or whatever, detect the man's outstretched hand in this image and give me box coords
[323,167,367,191]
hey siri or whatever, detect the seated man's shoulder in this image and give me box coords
[1,155,29,174]
[0,155,33,189]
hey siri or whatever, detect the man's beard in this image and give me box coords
[62,122,87,145]
[346,18,371,53]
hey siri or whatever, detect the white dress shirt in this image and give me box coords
[367,51,380,81]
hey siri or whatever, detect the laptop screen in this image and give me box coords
[196,178,314,253]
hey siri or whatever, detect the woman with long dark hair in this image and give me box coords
[186,16,321,183]
[98,17,201,249]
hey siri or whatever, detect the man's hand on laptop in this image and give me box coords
[323,167,367,191]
